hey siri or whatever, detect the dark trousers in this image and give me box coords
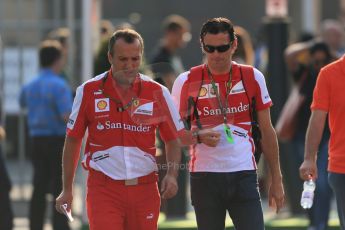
[29,136,70,230]
[0,190,13,230]
[328,172,345,230]
[0,147,13,230]
[191,170,264,230]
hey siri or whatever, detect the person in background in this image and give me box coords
[320,19,345,58]
[294,42,334,230]
[149,14,191,218]
[282,32,317,215]
[48,28,71,82]
[0,34,13,230]
[48,28,70,59]
[150,14,191,91]
[0,130,13,230]
[285,33,315,84]
[254,25,269,74]
[285,19,345,84]
[19,40,73,230]
[94,20,116,76]
[233,25,255,65]
[100,20,114,41]
[0,125,13,230]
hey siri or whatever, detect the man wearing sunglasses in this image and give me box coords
[172,17,285,230]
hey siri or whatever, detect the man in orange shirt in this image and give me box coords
[300,55,345,230]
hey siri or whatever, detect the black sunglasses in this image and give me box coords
[203,43,231,53]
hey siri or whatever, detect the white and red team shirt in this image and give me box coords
[67,69,184,180]
[172,62,272,173]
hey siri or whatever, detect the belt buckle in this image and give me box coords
[125,178,138,186]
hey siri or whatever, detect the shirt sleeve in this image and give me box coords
[171,72,190,120]
[66,84,88,138]
[253,68,273,111]
[157,86,184,142]
[311,68,330,112]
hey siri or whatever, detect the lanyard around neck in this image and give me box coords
[99,71,142,112]
[207,65,233,124]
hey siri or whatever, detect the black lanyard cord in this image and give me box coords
[99,71,142,112]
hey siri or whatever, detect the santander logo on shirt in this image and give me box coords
[200,102,250,116]
[96,121,152,132]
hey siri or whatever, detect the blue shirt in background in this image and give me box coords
[19,68,73,136]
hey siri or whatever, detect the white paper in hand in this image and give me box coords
[61,203,74,222]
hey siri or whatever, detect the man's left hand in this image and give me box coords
[160,174,178,199]
[268,178,285,213]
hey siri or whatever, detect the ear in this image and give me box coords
[230,38,238,55]
[107,51,113,65]
[200,39,206,53]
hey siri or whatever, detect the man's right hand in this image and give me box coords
[299,158,318,181]
[198,129,221,147]
[55,190,73,214]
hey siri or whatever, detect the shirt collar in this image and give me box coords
[205,62,240,80]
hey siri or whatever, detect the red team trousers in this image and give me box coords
[86,170,160,230]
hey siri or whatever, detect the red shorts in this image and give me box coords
[86,170,160,230]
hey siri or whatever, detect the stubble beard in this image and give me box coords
[113,70,138,87]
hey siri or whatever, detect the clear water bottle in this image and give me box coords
[300,179,316,209]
